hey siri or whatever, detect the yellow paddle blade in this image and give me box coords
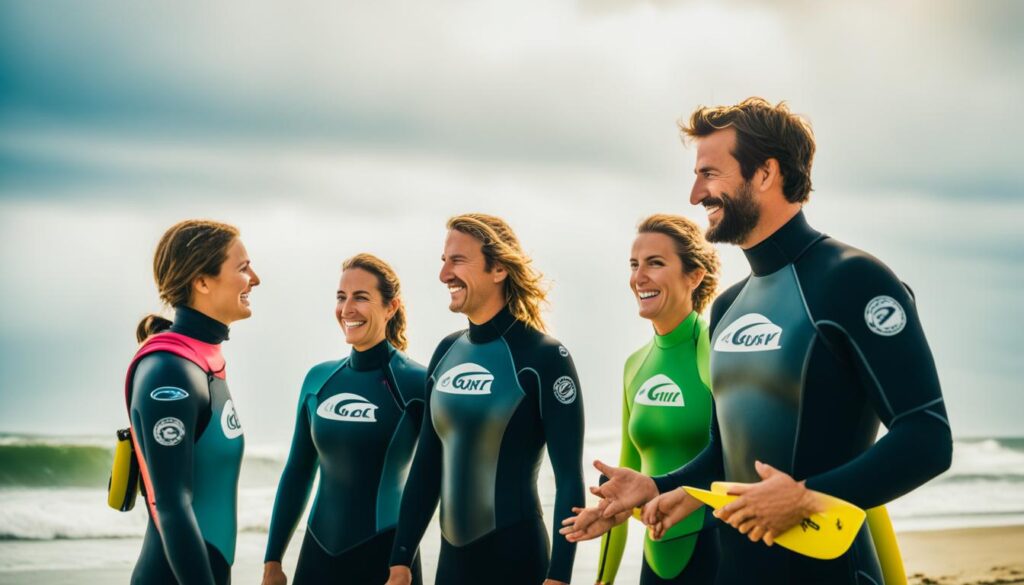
[682,482,866,560]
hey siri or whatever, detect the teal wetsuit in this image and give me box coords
[129,306,244,585]
[265,340,426,584]
[596,312,718,584]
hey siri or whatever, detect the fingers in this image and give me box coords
[593,459,615,477]
[600,499,629,518]
[725,482,752,496]
[718,502,755,528]
[754,460,778,480]
[747,524,766,543]
[716,496,745,521]
[764,531,775,546]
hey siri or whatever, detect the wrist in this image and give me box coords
[797,482,823,515]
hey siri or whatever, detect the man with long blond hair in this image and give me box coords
[387,214,585,585]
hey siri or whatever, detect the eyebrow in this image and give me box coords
[336,289,372,295]
[629,255,667,262]
[237,260,250,269]
[695,165,718,174]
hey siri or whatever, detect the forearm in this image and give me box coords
[157,501,217,585]
[805,410,952,508]
[653,408,723,493]
[264,458,317,562]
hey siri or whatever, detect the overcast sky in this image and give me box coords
[1,0,1022,443]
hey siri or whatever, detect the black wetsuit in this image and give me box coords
[654,212,953,584]
[390,305,586,584]
[129,307,244,585]
[264,340,426,585]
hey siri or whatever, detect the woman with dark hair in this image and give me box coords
[126,219,260,585]
[262,253,426,585]
[589,214,721,584]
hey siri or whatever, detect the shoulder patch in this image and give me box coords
[552,375,577,405]
[153,417,185,446]
[150,386,189,401]
[558,345,570,358]
[864,295,906,336]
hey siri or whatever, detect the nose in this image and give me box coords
[439,260,453,284]
[690,177,706,207]
[249,267,261,287]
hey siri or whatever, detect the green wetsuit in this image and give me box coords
[597,312,715,583]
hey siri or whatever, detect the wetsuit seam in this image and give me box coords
[382,361,407,411]
[857,569,882,585]
[888,397,946,426]
[815,319,897,420]
[428,332,468,385]
[924,409,951,427]
[374,407,407,533]
[790,265,820,476]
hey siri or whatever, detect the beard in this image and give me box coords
[705,180,760,244]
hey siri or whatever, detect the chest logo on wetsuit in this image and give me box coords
[316,393,379,422]
[552,376,577,404]
[864,295,906,337]
[150,386,189,401]
[713,313,783,352]
[436,362,494,395]
[635,374,685,407]
[221,398,244,439]
[153,417,185,446]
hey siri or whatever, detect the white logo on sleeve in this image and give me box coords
[153,417,185,446]
[558,345,570,357]
[635,374,685,407]
[864,296,906,336]
[150,387,189,401]
[317,393,379,422]
[552,376,577,404]
[714,313,783,352]
[221,399,243,439]
[436,363,494,395]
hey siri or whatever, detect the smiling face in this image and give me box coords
[439,229,507,323]
[192,238,260,325]
[689,128,761,245]
[336,267,397,351]
[630,232,703,334]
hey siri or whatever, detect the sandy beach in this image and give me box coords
[2,524,1021,585]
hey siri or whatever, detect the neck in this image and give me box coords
[651,302,694,336]
[740,201,803,250]
[466,294,507,326]
[353,333,387,353]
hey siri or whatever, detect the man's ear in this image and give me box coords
[492,264,509,284]
[757,158,782,193]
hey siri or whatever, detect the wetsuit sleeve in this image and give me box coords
[596,370,642,584]
[130,353,217,585]
[533,342,585,583]
[390,334,461,569]
[264,376,320,562]
[804,255,953,508]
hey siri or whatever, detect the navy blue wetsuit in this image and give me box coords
[654,212,953,584]
[390,306,586,584]
[265,340,426,585]
[129,306,244,585]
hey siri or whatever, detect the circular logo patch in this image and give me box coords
[864,295,906,337]
[150,386,189,401]
[558,345,570,358]
[153,417,185,446]
[552,376,577,405]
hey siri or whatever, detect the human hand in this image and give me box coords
[384,565,413,585]
[716,461,825,545]
[559,506,632,542]
[261,561,287,585]
[589,460,659,518]
[640,487,702,541]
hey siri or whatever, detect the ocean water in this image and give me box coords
[1,433,1022,577]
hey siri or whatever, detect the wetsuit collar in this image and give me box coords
[349,339,395,371]
[742,211,824,276]
[654,310,699,348]
[467,304,517,344]
[170,305,229,344]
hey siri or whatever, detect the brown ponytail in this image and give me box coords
[341,253,408,351]
[136,219,240,343]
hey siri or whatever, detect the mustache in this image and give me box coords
[702,195,725,208]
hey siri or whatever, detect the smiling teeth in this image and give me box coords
[448,286,465,293]
[344,321,366,328]
[639,291,660,299]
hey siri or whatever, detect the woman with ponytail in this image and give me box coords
[126,219,260,585]
[263,254,426,585]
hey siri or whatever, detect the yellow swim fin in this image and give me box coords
[107,428,140,512]
[682,482,866,560]
[867,506,907,585]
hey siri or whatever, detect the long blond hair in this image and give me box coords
[447,213,547,332]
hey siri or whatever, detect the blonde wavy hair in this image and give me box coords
[446,213,548,332]
[637,214,720,314]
